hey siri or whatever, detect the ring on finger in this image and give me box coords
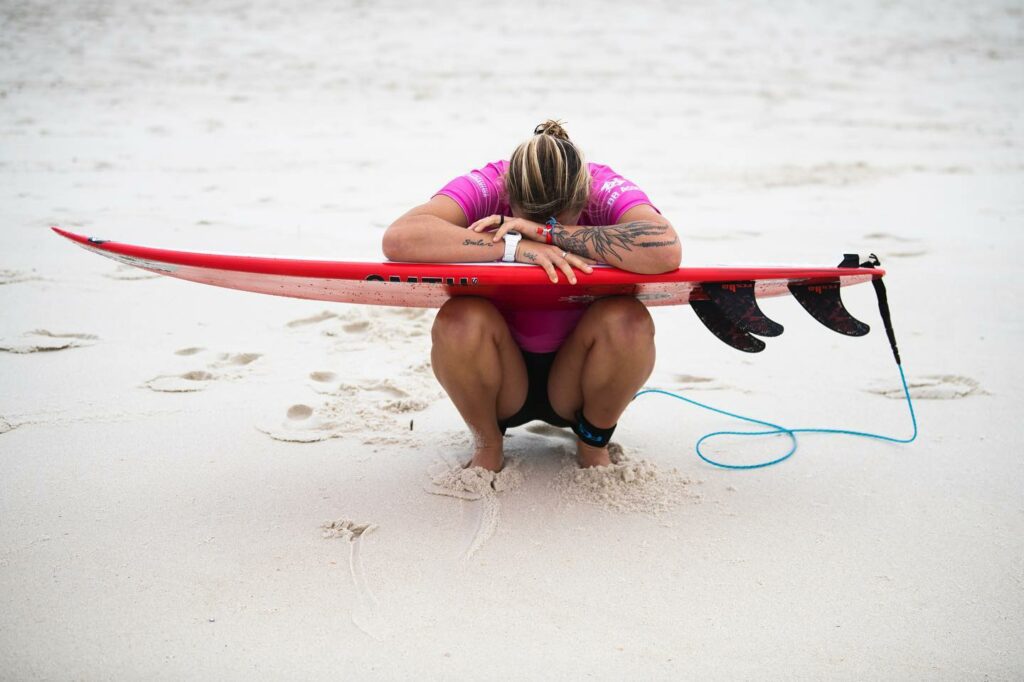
[560,251,567,258]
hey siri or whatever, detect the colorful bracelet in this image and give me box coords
[542,217,558,244]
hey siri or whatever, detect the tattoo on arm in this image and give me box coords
[522,251,537,262]
[551,221,677,262]
[462,238,488,247]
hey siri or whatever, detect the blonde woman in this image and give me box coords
[384,121,680,471]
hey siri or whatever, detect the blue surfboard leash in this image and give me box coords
[633,262,918,469]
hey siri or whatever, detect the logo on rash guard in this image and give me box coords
[600,178,625,193]
[468,172,489,199]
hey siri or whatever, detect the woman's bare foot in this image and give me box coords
[466,442,504,472]
[576,440,611,468]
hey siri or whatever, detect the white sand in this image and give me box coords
[552,442,702,515]
[2,0,1023,678]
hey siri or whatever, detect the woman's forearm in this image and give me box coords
[383,214,507,263]
[550,221,681,274]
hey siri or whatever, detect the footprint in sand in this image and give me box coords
[266,318,440,444]
[371,377,434,411]
[143,370,216,393]
[0,269,43,285]
[308,378,383,398]
[0,417,16,435]
[258,403,340,442]
[286,311,338,328]
[308,369,441,415]
[287,404,314,420]
[729,162,888,190]
[862,232,921,243]
[687,229,762,242]
[342,320,371,333]
[0,329,98,354]
[867,374,985,400]
[861,233,928,258]
[886,250,929,259]
[213,352,261,367]
[669,373,732,391]
[320,308,434,345]
[143,348,262,392]
[257,400,400,443]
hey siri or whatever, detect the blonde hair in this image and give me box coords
[505,119,590,222]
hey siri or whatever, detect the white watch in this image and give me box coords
[501,231,522,262]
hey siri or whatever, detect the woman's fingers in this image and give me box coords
[470,214,502,233]
[567,254,594,274]
[556,256,578,285]
[540,258,559,283]
[491,223,512,243]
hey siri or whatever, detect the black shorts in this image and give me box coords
[498,350,574,433]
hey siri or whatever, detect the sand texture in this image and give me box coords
[2,0,1023,678]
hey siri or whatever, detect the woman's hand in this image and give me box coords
[468,213,594,282]
[515,241,595,284]
[468,214,548,244]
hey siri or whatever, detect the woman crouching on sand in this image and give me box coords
[383,120,680,471]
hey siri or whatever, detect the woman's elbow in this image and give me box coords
[665,239,682,270]
[653,230,682,273]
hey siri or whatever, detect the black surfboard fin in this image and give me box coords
[702,281,784,337]
[691,299,767,353]
[788,280,870,336]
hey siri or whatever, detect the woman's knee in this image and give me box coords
[589,297,655,346]
[432,297,502,347]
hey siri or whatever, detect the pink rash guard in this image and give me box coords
[435,160,659,353]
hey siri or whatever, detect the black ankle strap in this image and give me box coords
[572,410,616,447]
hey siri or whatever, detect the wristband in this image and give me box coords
[502,231,522,262]
[544,217,558,244]
[537,219,556,244]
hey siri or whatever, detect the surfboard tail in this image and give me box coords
[692,255,879,352]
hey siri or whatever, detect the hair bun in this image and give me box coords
[533,119,570,141]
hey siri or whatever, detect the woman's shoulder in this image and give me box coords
[586,162,621,182]
[585,162,637,196]
[479,159,509,176]
[454,160,508,190]
[583,162,656,224]
[434,160,510,224]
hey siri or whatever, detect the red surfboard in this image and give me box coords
[52,226,885,353]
